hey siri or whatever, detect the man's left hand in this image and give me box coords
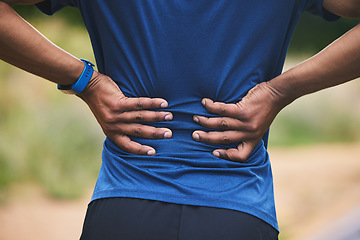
[192,82,286,162]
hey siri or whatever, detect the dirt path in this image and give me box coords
[0,186,89,240]
[1,143,360,240]
[270,143,360,239]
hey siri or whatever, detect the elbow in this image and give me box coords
[0,2,8,12]
[342,1,360,19]
[0,1,13,9]
[324,0,360,19]
[346,10,360,19]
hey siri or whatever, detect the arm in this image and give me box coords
[270,23,360,104]
[0,0,84,85]
[0,0,173,155]
[322,0,360,19]
[193,22,360,162]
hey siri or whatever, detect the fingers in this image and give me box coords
[109,111,173,123]
[192,129,259,162]
[201,98,244,119]
[107,123,172,140]
[107,124,173,156]
[192,130,246,145]
[212,141,259,162]
[111,134,156,156]
[117,97,169,112]
[192,98,263,162]
[193,115,246,130]
[80,73,174,156]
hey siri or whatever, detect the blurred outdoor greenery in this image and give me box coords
[0,5,359,200]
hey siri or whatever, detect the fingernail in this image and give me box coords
[147,149,156,156]
[164,114,172,121]
[160,102,168,108]
[193,116,199,123]
[213,151,220,158]
[164,131,172,139]
[193,132,200,141]
[202,99,206,106]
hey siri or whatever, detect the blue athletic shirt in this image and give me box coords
[38,0,337,230]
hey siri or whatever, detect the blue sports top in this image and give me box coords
[38,0,337,230]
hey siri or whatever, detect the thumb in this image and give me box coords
[213,141,259,162]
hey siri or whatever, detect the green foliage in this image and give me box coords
[0,153,14,189]
[270,112,360,146]
[288,13,359,55]
[14,4,84,27]
[269,79,360,147]
[0,17,99,200]
[0,74,103,199]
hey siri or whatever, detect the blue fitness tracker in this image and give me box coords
[58,59,95,94]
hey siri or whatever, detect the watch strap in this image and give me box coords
[58,59,95,94]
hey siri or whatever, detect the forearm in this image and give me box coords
[0,1,84,85]
[270,24,360,106]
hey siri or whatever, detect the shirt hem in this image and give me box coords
[90,188,279,231]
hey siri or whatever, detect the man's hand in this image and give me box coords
[78,72,173,156]
[192,82,286,162]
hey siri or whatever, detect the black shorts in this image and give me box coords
[80,197,279,240]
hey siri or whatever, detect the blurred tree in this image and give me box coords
[288,13,359,54]
[14,4,84,27]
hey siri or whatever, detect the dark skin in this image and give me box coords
[1,0,360,161]
[77,72,173,156]
[0,0,173,156]
[192,82,285,162]
[193,23,360,161]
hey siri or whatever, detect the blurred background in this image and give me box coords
[0,5,359,240]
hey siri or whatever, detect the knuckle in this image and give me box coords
[247,122,258,132]
[103,123,117,134]
[103,114,116,124]
[113,100,124,112]
[219,106,227,115]
[133,127,142,137]
[239,107,251,118]
[221,135,231,144]
[135,113,144,122]
[247,109,256,118]
[121,142,132,152]
[218,119,228,129]
[136,100,144,110]
[109,102,120,112]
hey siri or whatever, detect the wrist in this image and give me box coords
[265,74,298,109]
[58,59,95,94]
[77,70,102,97]
[60,58,86,85]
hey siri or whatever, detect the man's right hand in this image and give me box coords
[0,0,173,156]
[78,71,173,156]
